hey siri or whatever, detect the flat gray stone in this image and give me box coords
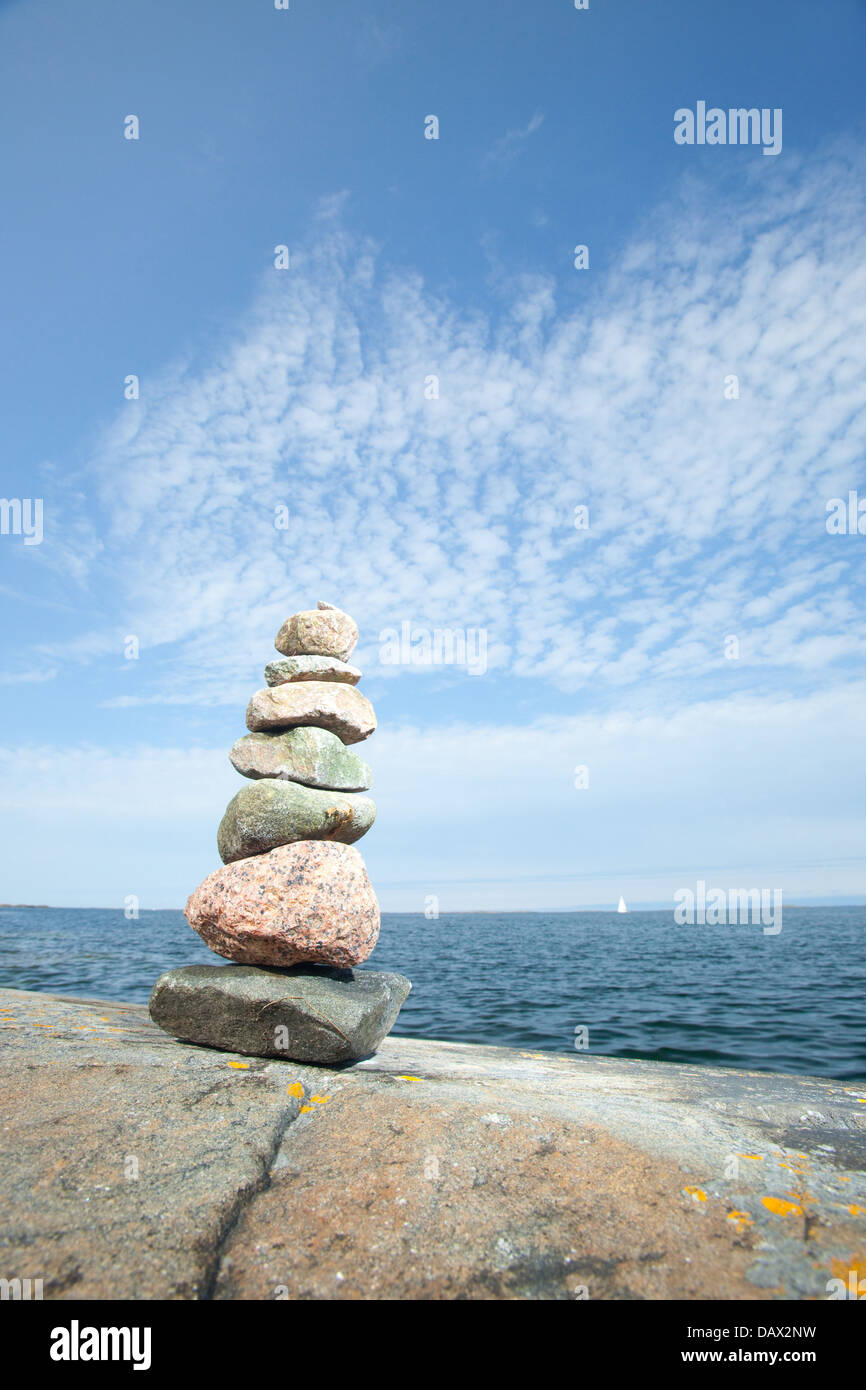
[229,728,372,792]
[264,655,362,686]
[149,964,412,1064]
[217,778,376,863]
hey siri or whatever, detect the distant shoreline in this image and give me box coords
[2,902,864,913]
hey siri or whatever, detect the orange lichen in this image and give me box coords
[727,1210,753,1229]
[830,1254,866,1282]
[762,1196,802,1217]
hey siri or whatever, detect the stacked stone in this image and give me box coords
[149,601,410,1065]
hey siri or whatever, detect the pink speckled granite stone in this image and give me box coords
[185,841,380,968]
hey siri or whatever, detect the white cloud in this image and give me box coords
[484,109,545,169]
[1,683,863,907]
[0,668,57,685]
[20,141,866,729]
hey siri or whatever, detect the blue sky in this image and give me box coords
[1,0,865,909]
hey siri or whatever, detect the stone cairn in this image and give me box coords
[149,600,411,1065]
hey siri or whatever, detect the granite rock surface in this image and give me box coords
[4,986,864,1302]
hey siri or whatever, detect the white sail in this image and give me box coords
[617,895,628,914]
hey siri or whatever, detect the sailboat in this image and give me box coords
[617,896,628,914]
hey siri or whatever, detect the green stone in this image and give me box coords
[229,728,372,792]
[217,778,376,863]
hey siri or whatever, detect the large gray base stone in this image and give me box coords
[149,963,411,1064]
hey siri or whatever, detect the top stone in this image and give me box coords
[275,600,359,664]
